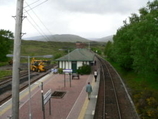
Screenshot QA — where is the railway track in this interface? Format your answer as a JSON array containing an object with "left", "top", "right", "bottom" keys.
[
  {"left": 0, "top": 64, "right": 55, "bottom": 105},
  {"left": 94, "top": 55, "right": 139, "bottom": 119}
]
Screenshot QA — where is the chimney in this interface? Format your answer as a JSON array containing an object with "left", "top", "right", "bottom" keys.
[{"left": 75, "top": 42, "right": 85, "bottom": 48}]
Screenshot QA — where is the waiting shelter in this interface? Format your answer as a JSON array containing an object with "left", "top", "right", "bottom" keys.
[{"left": 56, "top": 48, "right": 95, "bottom": 73}]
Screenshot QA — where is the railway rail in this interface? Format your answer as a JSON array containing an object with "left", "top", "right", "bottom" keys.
[
  {"left": 0, "top": 64, "right": 54, "bottom": 105},
  {"left": 0, "top": 56, "right": 140, "bottom": 118},
  {"left": 94, "top": 55, "right": 139, "bottom": 119}
]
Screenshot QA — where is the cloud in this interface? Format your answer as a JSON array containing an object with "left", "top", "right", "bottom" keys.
[
  {"left": 0, "top": 0, "right": 154, "bottom": 39},
  {"left": 0, "top": 1, "right": 16, "bottom": 32},
  {"left": 0, "top": 1, "right": 15, "bottom": 6},
  {"left": 51, "top": 0, "right": 149, "bottom": 14}
]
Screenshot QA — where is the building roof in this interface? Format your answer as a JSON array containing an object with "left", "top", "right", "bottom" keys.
[{"left": 56, "top": 48, "right": 95, "bottom": 61}]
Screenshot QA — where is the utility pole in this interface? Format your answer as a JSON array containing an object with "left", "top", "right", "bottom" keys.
[{"left": 12, "top": 0, "right": 24, "bottom": 119}]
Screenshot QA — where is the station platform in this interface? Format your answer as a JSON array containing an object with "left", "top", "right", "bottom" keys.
[{"left": 0, "top": 70, "right": 100, "bottom": 119}]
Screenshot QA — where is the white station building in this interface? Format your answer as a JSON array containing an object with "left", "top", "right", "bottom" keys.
[{"left": 56, "top": 43, "right": 95, "bottom": 73}]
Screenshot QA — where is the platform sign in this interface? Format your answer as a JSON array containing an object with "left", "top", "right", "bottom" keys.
[
  {"left": 51, "top": 68, "right": 58, "bottom": 73},
  {"left": 63, "top": 69, "right": 72, "bottom": 87},
  {"left": 43, "top": 89, "right": 52, "bottom": 104},
  {"left": 63, "top": 69, "right": 73, "bottom": 73},
  {"left": 42, "top": 89, "right": 52, "bottom": 118}
]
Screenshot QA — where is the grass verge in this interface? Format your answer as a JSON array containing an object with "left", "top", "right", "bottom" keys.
[
  {"left": 0, "top": 70, "right": 12, "bottom": 81},
  {"left": 109, "top": 61, "right": 158, "bottom": 119}
]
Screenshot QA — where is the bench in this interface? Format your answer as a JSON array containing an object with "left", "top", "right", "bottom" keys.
[{"left": 72, "top": 73, "right": 80, "bottom": 79}]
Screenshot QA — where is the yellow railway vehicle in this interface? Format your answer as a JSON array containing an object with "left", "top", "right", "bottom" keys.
[{"left": 30, "top": 58, "right": 49, "bottom": 72}]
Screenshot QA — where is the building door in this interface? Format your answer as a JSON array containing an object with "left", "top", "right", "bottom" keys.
[{"left": 72, "top": 61, "right": 77, "bottom": 73}]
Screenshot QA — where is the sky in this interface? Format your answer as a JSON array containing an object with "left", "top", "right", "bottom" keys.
[{"left": 0, "top": 0, "right": 154, "bottom": 39}]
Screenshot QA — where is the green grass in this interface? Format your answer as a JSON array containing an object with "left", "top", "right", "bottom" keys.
[
  {"left": 109, "top": 60, "right": 158, "bottom": 91},
  {"left": 1, "top": 40, "right": 105, "bottom": 79},
  {"left": 0, "top": 70, "right": 12, "bottom": 81},
  {"left": 0, "top": 62, "right": 8, "bottom": 67},
  {"left": 21, "top": 40, "right": 105, "bottom": 56},
  {"left": 108, "top": 60, "right": 158, "bottom": 118},
  {"left": 21, "top": 41, "right": 75, "bottom": 56}
]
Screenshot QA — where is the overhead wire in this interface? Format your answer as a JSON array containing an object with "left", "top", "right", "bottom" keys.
[
  {"left": 24, "top": 0, "right": 40, "bottom": 8},
  {"left": 24, "top": 0, "right": 41, "bottom": 8},
  {"left": 25, "top": 14, "right": 47, "bottom": 40},
  {"left": 24, "top": 0, "right": 52, "bottom": 41},
  {"left": 28, "top": 5, "right": 54, "bottom": 36},
  {"left": 24, "top": 9, "right": 51, "bottom": 41},
  {"left": 24, "top": 0, "right": 48, "bottom": 13}
]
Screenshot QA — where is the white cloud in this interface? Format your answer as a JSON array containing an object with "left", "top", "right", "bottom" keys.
[
  {"left": 52, "top": 0, "right": 150, "bottom": 14},
  {"left": 0, "top": 0, "right": 154, "bottom": 39}
]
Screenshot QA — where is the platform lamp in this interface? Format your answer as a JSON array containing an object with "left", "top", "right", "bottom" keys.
[{"left": 6, "top": 54, "right": 52, "bottom": 119}]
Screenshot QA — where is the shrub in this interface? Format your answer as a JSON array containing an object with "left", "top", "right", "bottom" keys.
[
  {"left": 77, "top": 65, "right": 91, "bottom": 74},
  {"left": 58, "top": 68, "right": 63, "bottom": 74}
]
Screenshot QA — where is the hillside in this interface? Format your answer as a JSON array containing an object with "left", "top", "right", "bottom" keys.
[
  {"left": 24, "top": 34, "right": 91, "bottom": 42},
  {"left": 20, "top": 40, "right": 105, "bottom": 60},
  {"left": 21, "top": 40, "right": 76, "bottom": 58},
  {"left": 24, "top": 34, "right": 114, "bottom": 42},
  {"left": 96, "top": 35, "right": 113, "bottom": 42}
]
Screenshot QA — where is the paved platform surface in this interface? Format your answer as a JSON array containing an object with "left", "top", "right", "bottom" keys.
[{"left": 0, "top": 67, "right": 100, "bottom": 119}]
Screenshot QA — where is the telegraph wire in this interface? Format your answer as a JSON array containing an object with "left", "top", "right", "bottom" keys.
[
  {"left": 25, "top": 15, "right": 45, "bottom": 38},
  {"left": 25, "top": 12, "right": 50, "bottom": 41},
  {"left": 24, "top": 1, "right": 52, "bottom": 41},
  {"left": 24, "top": 0, "right": 41, "bottom": 8},
  {"left": 24, "top": 9, "right": 51, "bottom": 41},
  {"left": 25, "top": 1, "right": 53, "bottom": 36},
  {"left": 32, "top": 11, "right": 54, "bottom": 36},
  {"left": 24, "top": 0, "right": 48, "bottom": 13}
]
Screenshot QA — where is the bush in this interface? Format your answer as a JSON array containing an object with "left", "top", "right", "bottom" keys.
[
  {"left": 58, "top": 68, "right": 63, "bottom": 74},
  {"left": 77, "top": 65, "right": 91, "bottom": 74}
]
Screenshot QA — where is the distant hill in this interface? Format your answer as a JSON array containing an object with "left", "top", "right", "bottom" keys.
[
  {"left": 20, "top": 39, "right": 105, "bottom": 58},
  {"left": 94, "top": 35, "right": 113, "bottom": 42},
  {"left": 23, "top": 34, "right": 91, "bottom": 42}
]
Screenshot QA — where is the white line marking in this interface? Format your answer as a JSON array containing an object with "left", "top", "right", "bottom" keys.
[
  {"left": 92, "top": 110, "right": 95, "bottom": 115},
  {"left": 66, "top": 75, "right": 92, "bottom": 119}
]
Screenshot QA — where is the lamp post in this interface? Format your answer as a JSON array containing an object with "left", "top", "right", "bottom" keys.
[
  {"left": 28, "top": 56, "right": 32, "bottom": 119},
  {"left": 6, "top": 54, "right": 52, "bottom": 119}
]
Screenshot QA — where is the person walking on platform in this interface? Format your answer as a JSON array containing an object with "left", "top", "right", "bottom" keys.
[
  {"left": 86, "top": 82, "right": 92, "bottom": 100},
  {"left": 94, "top": 70, "right": 98, "bottom": 82}
]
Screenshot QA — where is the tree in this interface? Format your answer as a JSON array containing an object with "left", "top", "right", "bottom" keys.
[
  {"left": 0, "top": 29, "right": 14, "bottom": 62},
  {"left": 131, "top": 0, "right": 158, "bottom": 74},
  {"left": 109, "top": 0, "right": 158, "bottom": 74},
  {"left": 111, "top": 22, "right": 135, "bottom": 71},
  {"left": 109, "top": 1, "right": 158, "bottom": 118},
  {"left": 104, "top": 41, "right": 113, "bottom": 58}
]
